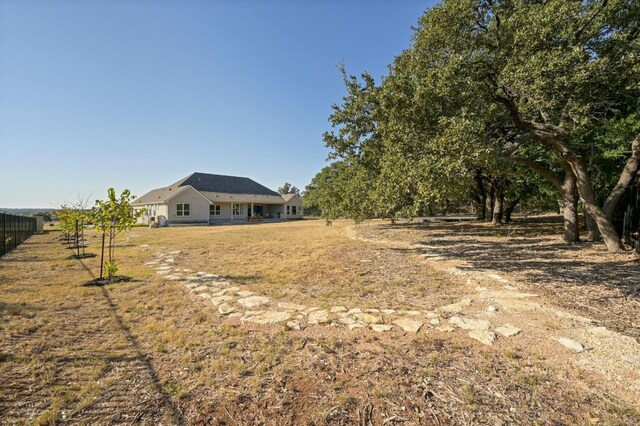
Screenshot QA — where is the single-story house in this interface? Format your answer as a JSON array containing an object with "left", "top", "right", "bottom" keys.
[{"left": 132, "top": 172, "right": 304, "bottom": 226}]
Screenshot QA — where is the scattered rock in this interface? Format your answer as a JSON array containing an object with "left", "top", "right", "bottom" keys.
[
  {"left": 429, "top": 318, "right": 440, "bottom": 326},
  {"left": 364, "top": 308, "right": 380, "bottom": 313},
  {"left": 448, "top": 316, "right": 491, "bottom": 330},
  {"left": 192, "top": 285, "right": 210, "bottom": 293},
  {"left": 348, "top": 323, "right": 366, "bottom": 330},
  {"left": 218, "top": 303, "right": 236, "bottom": 315},
  {"left": 353, "top": 313, "right": 382, "bottom": 324},
  {"left": 436, "top": 324, "right": 456, "bottom": 333},
  {"left": 308, "top": 310, "right": 330, "bottom": 324},
  {"left": 557, "top": 337, "right": 585, "bottom": 353},
  {"left": 236, "top": 290, "right": 254, "bottom": 298},
  {"left": 169, "top": 250, "right": 182, "bottom": 254},
  {"left": 286, "top": 320, "right": 301, "bottom": 330},
  {"left": 245, "top": 311, "right": 291, "bottom": 325},
  {"left": 371, "top": 324, "right": 393, "bottom": 332},
  {"left": 496, "top": 299, "right": 542, "bottom": 312},
  {"left": 197, "top": 293, "right": 212, "bottom": 299},
  {"left": 330, "top": 306, "right": 347, "bottom": 313},
  {"left": 393, "top": 318, "right": 423, "bottom": 333},
  {"left": 487, "top": 305, "right": 498, "bottom": 313},
  {"left": 238, "top": 295, "right": 270, "bottom": 308},
  {"left": 439, "top": 299, "right": 472, "bottom": 313},
  {"left": 381, "top": 309, "right": 396, "bottom": 314},
  {"left": 339, "top": 317, "right": 356, "bottom": 325},
  {"left": 211, "top": 295, "right": 234, "bottom": 305},
  {"left": 346, "top": 308, "right": 362, "bottom": 315},
  {"left": 587, "top": 326, "right": 615, "bottom": 338},
  {"left": 495, "top": 324, "right": 522, "bottom": 337},
  {"left": 469, "top": 330, "right": 497, "bottom": 345}
]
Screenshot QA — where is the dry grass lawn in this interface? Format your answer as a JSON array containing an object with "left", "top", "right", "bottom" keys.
[{"left": 1, "top": 218, "right": 639, "bottom": 425}]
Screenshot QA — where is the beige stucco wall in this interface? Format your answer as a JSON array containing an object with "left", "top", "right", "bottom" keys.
[
  {"left": 209, "top": 202, "right": 232, "bottom": 221},
  {"left": 167, "top": 188, "right": 210, "bottom": 223},
  {"left": 284, "top": 196, "right": 304, "bottom": 218}
]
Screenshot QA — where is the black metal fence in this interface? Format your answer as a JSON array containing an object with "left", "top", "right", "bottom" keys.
[
  {"left": 614, "top": 184, "right": 640, "bottom": 251},
  {"left": 1, "top": 213, "right": 38, "bottom": 257}
]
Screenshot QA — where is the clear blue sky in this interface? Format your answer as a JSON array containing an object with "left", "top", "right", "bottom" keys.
[{"left": 1, "top": 0, "right": 435, "bottom": 208}]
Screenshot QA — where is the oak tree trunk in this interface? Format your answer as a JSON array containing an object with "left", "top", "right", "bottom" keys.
[{"left": 561, "top": 167, "right": 579, "bottom": 243}]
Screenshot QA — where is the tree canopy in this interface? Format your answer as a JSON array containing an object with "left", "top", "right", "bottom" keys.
[{"left": 308, "top": 0, "right": 640, "bottom": 252}]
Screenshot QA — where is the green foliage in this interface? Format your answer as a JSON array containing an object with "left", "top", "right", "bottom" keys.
[
  {"left": 104, "top": 260, "right": 119, "bottom": 280},
  {"left": 92, "top": 188, "right": 144, "bottom": 280},
  {"left": 315, "top": 0, "right": 640, "bottom": 230},
  {"left": 277, "top": 182, "right": 300, "bottom": 195}
]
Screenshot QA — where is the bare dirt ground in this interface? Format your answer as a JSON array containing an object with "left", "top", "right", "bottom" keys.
[{"left": 1, "top": 218, "right": 639, "bottom": 425}]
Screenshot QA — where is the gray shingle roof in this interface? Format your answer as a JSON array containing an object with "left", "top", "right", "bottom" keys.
[
  {"left": 175, "top": 172, "right": 280, "bottom": 196},
  {"left": 133, "top": 172, "right": 282, "bottom": 205}
]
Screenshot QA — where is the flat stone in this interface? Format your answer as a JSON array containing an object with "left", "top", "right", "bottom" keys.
[
  {"left": 495, "top": 324, "right": 522, "bottom": 337},
  {"left": 381, "top": 309, "right": 396, "bottom": 314},
  {"left": 236, "top": 290, "right": 254, "bottom": 298},
  {"left": 330, "top": 306, "right": 347, "bottom": 313},
  {"left": 139, "top": 244, "right": 149, "bottom": 247},
  {"left": 164, "top": 275, "right": 183, "bottom": 281},
  {"left": 228, "top": 312, "right": 241, "bottom": 318},
  {"left": 218, "top": 303, "right": 236, "bottom": 315},
  {"left": 393, "top": 318, "right": 423, "bottom": 333},
  {"left": 370, "top": 324, "right": 393, "bottom": 332},
  {"left": 348, "top": 323, "right": 366, "bottom": 330},
  {"left": 278, "top": 302, "right": 307, "bottom": 311},
  {"left": 144, "top": 261, "right": 158, "bottom": 266},
  {"left": 469, "top": 330, "right": 497, "bottom": 345},
  {"left": 169, "top": 250, "right": 182, "bottom": 254},
  {"left": 436, "top": 324, "right": 456, "bottom": 333},
  {"left": 448, "top": 316, "right": 491, "bottom": 330},
  {"left": 304, "top": 307, "right": 321, "bottom": 313},
  {"left": 346, "top": 308, "right": 362, "bottom": 315},
  {"left": 364, "top": 308, "right": 380, "bottom": 313},
  {"left": 353, "top": 313, "right": 382, "bottom": 324},
  {"left": 182, "top": 268, "right": 193, "bottom": 272},
  {"left": 487, "top": 305, "right": 498, "bottom": 313},
  {"left": 156, "top": 266, "right": 172, "bottom": 270},
  {"left": 286, "top": 320, "right": 301, "bottom": 330},
  {"left": 238, "top": 296, "right": 270, "bottom": 308},
  {"left": 308, "top": 310, "right": 330, "bottom": 324},
  {"left": 429, "top": 318, "right": 440, "bottom": 326},
  {"left": 245, "top": 311, "right": 291, "bottom": 325},
  {"left": 205, "top": 273, "right": 218, "bottom": 278},
  {"left": 557, "top": 337, "right": 585, "bottom": 353},
  {"left": 496, "top": 299, "right": 541, "bottom": 312},
  {"left": 197, "top": 293, "right": 212, "bottom": 299},
  {"left": 439, "top": 299, "right": 472, "bottom": 313},
  {"left": 338, "top": 317, "right": 356, "bottom": 326},
  {"left": 404, "top": 310, "right": 421, "bottom": 316},
  {"left": 164, "top": 257, "right": 175, "bottom": 263},
  {"left": 211, "top": 295, "right": 234, "bottom": 305},
  {"left": 192, "top": 285, "right": 210, "bottom": 293},
  {"left": 196, "top": 271, "right": 206, "bottom": 276}
]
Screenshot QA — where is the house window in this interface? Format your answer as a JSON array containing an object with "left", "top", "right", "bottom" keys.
[
  {"left": 176, "top": 203, "right": 190, "bottom": 216},
  {"left": 210, "top": 204, "right": 221, "bottom": 216},
  {"left": 232, "top": 203, "right": 243, "bottom": 216},
  {"left": 286, "top": 205, "right": 290, "bottom": 215},
  {"left": 292, "top": 206, "right": 297, "bottom": 215}
]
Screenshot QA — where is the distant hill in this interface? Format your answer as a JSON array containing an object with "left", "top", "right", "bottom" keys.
[{"left": 0, "top": 208, "right": 55, "bottom": 217}]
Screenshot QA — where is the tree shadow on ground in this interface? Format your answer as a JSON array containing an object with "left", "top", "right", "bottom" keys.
[{"left": 374, "top": 216, "right": 640, "bottom": 339}]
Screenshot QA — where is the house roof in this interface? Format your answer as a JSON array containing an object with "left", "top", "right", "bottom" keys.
[
  {"left": 133, "top": 172, "right": 283, "bottom": 205},
  {"left": 173, "top": 172, "right": 281, "bottom": 197},
  {"left": 281, "top": 193, "right": 301, "bottom": 202}
]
